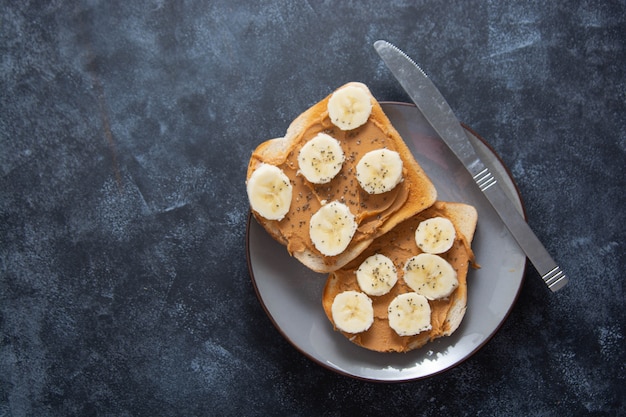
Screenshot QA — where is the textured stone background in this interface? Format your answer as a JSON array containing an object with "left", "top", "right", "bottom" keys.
[{"left": 1, "top": 1, "right": 624, "bottom": 416}]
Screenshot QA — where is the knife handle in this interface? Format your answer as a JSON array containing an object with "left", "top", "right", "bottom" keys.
[{"left": 476, "top": 168, "right": 568, "bottom": 291}]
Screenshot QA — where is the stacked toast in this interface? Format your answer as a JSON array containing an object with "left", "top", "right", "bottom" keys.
[{"left": 246, "top": 82, "right": 477, "bottom": 352}]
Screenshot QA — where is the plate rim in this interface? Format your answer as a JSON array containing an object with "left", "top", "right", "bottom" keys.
[{"left": 245, "top": 101, "right": 527, "bottom": 382}]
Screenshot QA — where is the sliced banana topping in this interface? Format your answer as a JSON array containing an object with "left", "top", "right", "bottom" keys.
[
  {"left": 309, "top": 201, "right": 357, "bottom": 256},
  {"left": 297, "top": 133, "right": 345, "bottom": 184},
  {"left": 403, "top": 253, "right": 458, "bottom": 300},
  {"left": 356, "top": 148, "right": 403, "bottom": 194},
  {"left": 388, "top": 292, "right": 432, "bottom": 336},
  {"left": 415, "top": 216, "right": 456, "bottom": 254},
  {"left": 246, "top": 163, "right": 293, "bottom": 221},
  {"left": 327, "top": 85, "right": 372, "bottom": 131},
  {"left": 356, "top": 253, "right": 398, "bottom": 296},
  {"left": 331, "top": 290, "right": 374, "bottom": 334}
]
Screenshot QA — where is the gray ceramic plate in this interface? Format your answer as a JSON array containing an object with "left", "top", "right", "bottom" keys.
[{"left": 246, "top": 102, "right": 526, "bottom": 382}]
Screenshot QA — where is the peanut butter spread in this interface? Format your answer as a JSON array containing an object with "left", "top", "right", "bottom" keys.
[
  {"left": 249, "top": 105, "right": 426, "bottom": 265},
  {"left": 324, "top": 205, "right": 475, "bottom": 352}
]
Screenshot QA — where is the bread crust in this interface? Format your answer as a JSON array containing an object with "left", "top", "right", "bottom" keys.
[
  {"left": 247, "top": 82, "right": 437, "bottom": 273},
  {"left": 322, "top": 201, "right": 478, "bottom": 352}
]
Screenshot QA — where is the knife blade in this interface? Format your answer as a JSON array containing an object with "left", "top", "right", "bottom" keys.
[{"left": 374, "top": 40, "right": 568, "bottom": 292}]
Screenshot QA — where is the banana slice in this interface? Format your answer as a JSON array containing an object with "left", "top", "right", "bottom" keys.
[
  {"left": 309, "top": 201, "right": 357, "bottom": 256},
  {"left": 403, "top": 253, "right": 458, "bottom": 300},
  {"left": 327, "top": 85, "right": 373, "bottom": 131},
  {"left": 356, "top": 253, "right": 398, "bottom": 296},
  {"left": 331, "top": 290, "right": 374, "bottom": 334},
  {"left": 246, "top": 163, "right": 293, "bottom": 221},
  {"left": 355, "top": 148, "right": 403, "bottom": 194},
  {"left": 415, "top": 216, "right": 456, "bottom": 254},
  {"left": 297, "top": 133, "right": 345, "bottom": 184},
  {"left": 388, "top": 292, "right": 432, "bottom": 336}
]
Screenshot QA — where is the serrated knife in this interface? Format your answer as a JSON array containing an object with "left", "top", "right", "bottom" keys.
[{"left": 374, "top": 40, "right": 568, "bottom": 292}]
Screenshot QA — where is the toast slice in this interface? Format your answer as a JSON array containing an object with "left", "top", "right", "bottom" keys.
[
  {"left": 246, "top": 82, "right": 437, "bottom": 273},
  {"left": 322, "top": 201, "right": 478, "bottom": 352}
]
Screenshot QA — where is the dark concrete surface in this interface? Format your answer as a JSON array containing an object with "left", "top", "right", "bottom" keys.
[{"left": 1, "top": 1, "right": 624, "bottom": 416}]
